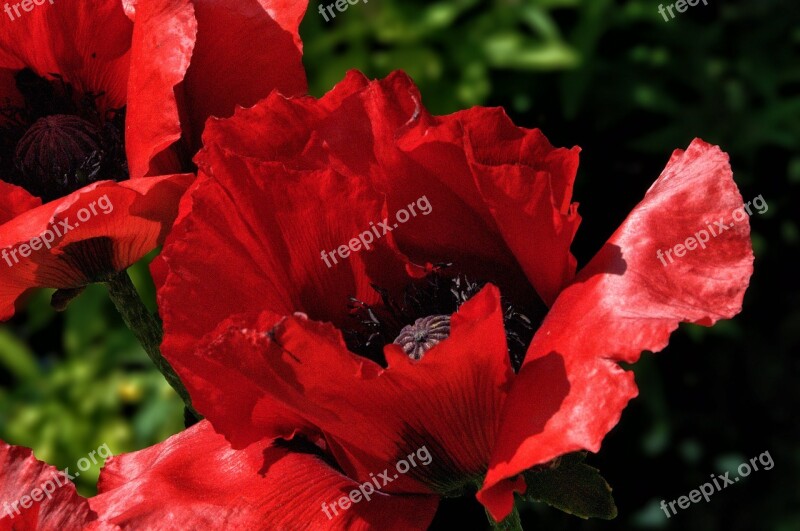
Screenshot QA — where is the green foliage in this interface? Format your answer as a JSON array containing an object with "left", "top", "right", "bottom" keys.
[
  {"left": 523, "top": 453, "right": 617, "bottom": 520},
  {"left": 301, "top": 0, "right": 581, "bottom": 112},
  {"left": 0, "top": 260, "right": 184, "bottom": 495}
]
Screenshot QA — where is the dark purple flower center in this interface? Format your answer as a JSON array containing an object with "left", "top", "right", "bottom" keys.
[
  {"left": 393, "top": 314, "right": 451, "bottom": 360},
  {"left": 0, "top": 69, "right": 127, "bottom": 202},
  {"left": 15, "top": 114, "right": 102, "bottom": 192},
  {"left": 346, "top": 266, "right": 545, "bottom": 371}
]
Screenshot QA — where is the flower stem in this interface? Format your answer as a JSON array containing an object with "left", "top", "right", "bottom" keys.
[
  {"left": 487, "top": 504, "right": 523, "bottom": 531},
  {"left": 105, "top": 270, "right": 200, "bottom": 419}
]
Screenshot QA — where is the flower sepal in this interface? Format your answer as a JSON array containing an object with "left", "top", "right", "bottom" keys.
[{"left": 522, "top": 452, "right": 617, "bottom": 520}]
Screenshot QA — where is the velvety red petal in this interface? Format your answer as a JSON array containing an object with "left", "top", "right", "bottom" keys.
[
  {"left": 91, "top": 420, "right": 437, "bottom": 530},
  {"left": 0, "top": 173, "right": 192, "bottom": 320},
  {"left": 0, "top": 0, "right": 131, "bottom": 109},
  {"left": 170, "top": 309, "right": 325, "bottom": 448},
  {"left": 123, "top": 0, "right": 197, "bottom": 179},
  {"left": 456, "top": 108, "right": 581, "bottom": 305},
  {"left": 198, "top": 70, "right": 579, "bottom": 306},
  {"left": 181, "top": 285, "right": 513, "bottom": 498},
  {"left": 0, "top": 440, "right": 117, "bottom": 531},
  {"left": 0, "top": 181, "right": 41, "bottom": 225},
  {"left": 479, "top": 139, "right": 754, "bottom": 520},
  {"left": 180, "top": 0, "right": 308, "bottom": 149},
  {"left": 125, "top": 0, "right": 308, "bottom": 179},
  {"left": 157, "top": 151, "right": 417, "bottom": 396}
]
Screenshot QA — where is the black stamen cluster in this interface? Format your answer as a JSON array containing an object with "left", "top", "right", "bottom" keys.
[{"left": 344, "top": 265, "right": 542, "bottom": 371}]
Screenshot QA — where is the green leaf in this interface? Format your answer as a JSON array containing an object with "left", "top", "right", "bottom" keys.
[
  {"left": 523, "top": 453, "right": 618, "bottom": 520},
  {"left": 0, "top": 327, "right": 39, "bottom": 380}
]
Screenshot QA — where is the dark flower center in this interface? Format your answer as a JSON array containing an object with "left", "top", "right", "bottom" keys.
[
  {"left": 0, "top": 69, "right": 128, "bottom": 202},
  {"left": 346, "top": 265, "right": 546, "bottom": 371},
  {"left": 393, "top": 314, "right": 451, "bottom": 360},
  {"left": 15, "top": 114, "right": 102, "bottom": 193}
]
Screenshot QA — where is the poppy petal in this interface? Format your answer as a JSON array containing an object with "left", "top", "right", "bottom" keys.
[
  {"left": 0, "top": 0, "right": 132, "bottom": 109},
  {"left": 456, "top": 108, "right": 581, "bottom": 305},
  {"left": 196, "top": 70, "right": 579, "bottom": 306},
  {"left": 0, "top": 181, "right": 41, "bottom": 225},
  {"left": 91, "top": 420, "right": 437, "bottom": 531},
  {"left": 479, "top": 139, "right": 754, "bottom": 520},
  {"left": 157, "top": 151, "right": 417, "bottom": 389},
  {"left": 181, "top": 285, "right": 513, "bottom": 497},
  {"left": 124, "top": 0, "right": 308, "bottom": 178},
  {"left": 123, "top": 0, "right": 197, "bottom": 178},
  {"left": 0, "top": 440, "right": 116, "bottom": 530},
  {"left": 0, "top": 173, "right": 192, "bottom": 320}
]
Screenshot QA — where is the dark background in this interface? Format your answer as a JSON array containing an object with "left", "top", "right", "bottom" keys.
[{"left": 1, "top": 0, "right": 798, "bottom": 529}]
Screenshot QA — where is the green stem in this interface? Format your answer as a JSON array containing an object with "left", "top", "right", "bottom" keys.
[
  {"left": 105, "top": 270, "right": 200, "bottom": 419},
  {"left": 488, "top": 504, "right": 523, "bottom": 531}
]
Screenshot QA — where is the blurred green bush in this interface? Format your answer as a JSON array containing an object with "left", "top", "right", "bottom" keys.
[{"left": 0, "top": 259, "right": 184, "bottom": 495}]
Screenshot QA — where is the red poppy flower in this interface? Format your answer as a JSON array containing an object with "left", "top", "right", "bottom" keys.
[
  {"left": 153, "top": 71, "right": 753, "bottom": 524},
  {"left": 0, "top": 440, "right": 117, "bottom": 530},
  {"left": 0, "top": 0, "right": 308, "bottom": 319}
]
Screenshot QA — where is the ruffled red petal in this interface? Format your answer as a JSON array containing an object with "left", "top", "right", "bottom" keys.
[
  {"left": 0, "top": 181, "right": 41, "bottom": 225},
  {"left": 176, "top": 285, "right": 513, "bottom": 498},
  {"left": 0, "top": 440, "right": 117, "bottom": 531},
  {"left": 123, "top": 0, "right": 197, "bottom": 178},
  {"left": 91, "top": 420, "right": 437, "bottom": 530},
  {"left": 0, "top": 173, "right": 192, "bottom": 320},
  {"left": 124, "top": 0, "right": 308, "bottom": 178},
  {"left": 454, "top": 108, "right": 581, "bottom": 305},
  {"left": 157, "top": 154, "right": 417, "bottom": 391},
  {"left": 0, "top": 0, "right": 132, "bottom": 109},
  {"left": 197, "top": 70, "right": 579, "bottom": 306},
  {"left": 479, "top": 139, "right": 754, "bottom": 520}
]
